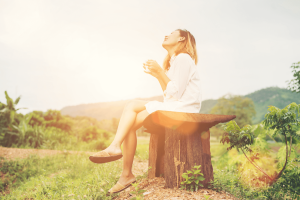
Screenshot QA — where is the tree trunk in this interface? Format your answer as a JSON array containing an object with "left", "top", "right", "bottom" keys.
[
  {"left": 144, "top": 111, "right": 235, "bottom": 189},
  {"left": 164, "top": 127, "right": 213, "bottom": 188},
  {"left": 148, "top": 132, "right": 165, "bottom": 178}
]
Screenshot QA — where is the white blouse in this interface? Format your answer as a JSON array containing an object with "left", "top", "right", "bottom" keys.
[{"left": 145, "top": 53, "right": 202, "bottom": 114}]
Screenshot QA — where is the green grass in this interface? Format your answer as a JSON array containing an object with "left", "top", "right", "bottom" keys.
[
  {"left": 0, "top": 153, "right": 125, "bottom": 199},
  {"left": 135, "top": 137, "right": 150, "bottom": 161},
  {"left": 1, "top": 136, "right": 298, "bottom": 199},
  {"left": 0, "top": 137, "right": 150, "bottom": 199}
]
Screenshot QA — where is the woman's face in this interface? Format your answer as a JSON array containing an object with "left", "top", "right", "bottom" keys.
[{"left": 162, "top": 30, "right": 184, "bottom": 48}]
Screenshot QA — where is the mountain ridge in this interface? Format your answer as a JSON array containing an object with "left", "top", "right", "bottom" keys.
[{"left": 61, "top": 87, "right": 300, "bottom": 124}]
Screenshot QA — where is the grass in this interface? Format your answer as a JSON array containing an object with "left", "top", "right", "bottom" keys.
[
  {"left": 1, "top": 153, "right": 128, "bottom": 199},
  {"left": 0, "top": 153, "right": 125, "bottom": 199},
  {"left": 0, "top": 137, "right": 150, "bottom": 199},
  {"left": 1, "top": 136, "right": 299, "bottom": 199},
  {"left": 134, "top": 137, "right": 150, "bottom": 161}
]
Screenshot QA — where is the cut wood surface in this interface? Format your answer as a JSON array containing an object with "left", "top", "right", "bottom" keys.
[
  {"left": 143, "top": 110, "right": 236, "bottom": 189},
  {"left": 143, "top": 110, "right": 236, "bottom": 135}
]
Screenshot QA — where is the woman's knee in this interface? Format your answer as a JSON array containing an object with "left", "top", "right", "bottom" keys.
[
  {"left": 124, "top": 100, "right": 147, "bottom": 113},
  {"left": 131, "top": 109, "right": 149, "bottom": 131},
  {"left": 124, "top": 100, "right": 137, "bottom": 111}
]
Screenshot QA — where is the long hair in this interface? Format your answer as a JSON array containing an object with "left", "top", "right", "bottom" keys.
[{"left": 163, "top": 29, "right": 198, "bottom": 72}]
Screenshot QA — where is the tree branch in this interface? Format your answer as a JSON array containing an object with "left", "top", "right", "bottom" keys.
[
  {"left": 289, "top": 135, "right": 292, "bottom": 157},
  {"left": 273, "top": 133, "right": 289, "bottom": 183},
  {"left": 241, "top": 148, "right": 272, "bottom": 181}
]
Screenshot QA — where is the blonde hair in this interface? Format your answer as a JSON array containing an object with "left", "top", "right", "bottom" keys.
[{"left": 163, "top": 29, "right": 198, "bottom": 72}]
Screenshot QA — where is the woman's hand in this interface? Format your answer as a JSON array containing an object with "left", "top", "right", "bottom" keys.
[{"left": 143, "top": 60, "right": 163, "bottom": 78}]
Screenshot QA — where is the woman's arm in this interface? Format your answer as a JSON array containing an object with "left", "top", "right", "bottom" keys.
[
  {"left": 156, "top": 71, "right": 170, "bottom": 92},
  {"left": 144, "top": 54, "right": 193, "bottom": 100},
  {"left": 158, "top": 54, "right": 193, "bottom": 101}
]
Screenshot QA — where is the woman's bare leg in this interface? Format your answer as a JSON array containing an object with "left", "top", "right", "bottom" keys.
[
  {"left": 118, "top": 109, "right": 150, "bottom": 186},
  {"left": 106, "top": 108, "right": 150, "bottom": 189},
  {"left": 117, "top": 129, "right": 137, "bottom": 184},
  {"left": 104, "top": 100, "right": 149, "bottom": 155}
]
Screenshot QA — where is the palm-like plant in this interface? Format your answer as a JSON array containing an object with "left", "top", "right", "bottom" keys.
[
  {"left": 0, "top": 91, "right": 26, "bottom": 146},
  {"left": 0, "top": 91, "right": 26, "bottom": 126}
]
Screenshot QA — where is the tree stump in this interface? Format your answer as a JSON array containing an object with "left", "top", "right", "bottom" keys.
[{"left": 143, "top": 111, "right": 236, "bottom": 188}]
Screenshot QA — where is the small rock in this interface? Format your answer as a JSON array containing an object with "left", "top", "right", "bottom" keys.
[{"left": 143, "top": 191, "right": 152, "bottom": 196}]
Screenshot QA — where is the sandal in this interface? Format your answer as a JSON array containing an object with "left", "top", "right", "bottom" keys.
[
  {"left": 108, "top": 178, "right": 136, "bottom": 194},
  {"left": 89, "top": 150, "right": 123, "bottom": 164}
]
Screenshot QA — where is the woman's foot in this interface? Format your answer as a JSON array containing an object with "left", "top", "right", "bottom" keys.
[
  {"left": 118, "top": 173, "right": 136, "bottom": 186},
  {"left": 103, "top": 144, "right": 122, "bottom": 156},
  {"left": 89, "top": 144, "right": 123, "bottom": 164},
  {"left": 108, "top": 173, "right": 136, "bottom": 194}
]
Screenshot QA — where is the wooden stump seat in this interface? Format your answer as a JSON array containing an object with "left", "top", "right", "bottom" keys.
[{"left": 142, "top": 110, "right": 236, "bottom": 188}]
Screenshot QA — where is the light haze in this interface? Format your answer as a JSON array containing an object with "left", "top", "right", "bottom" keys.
[{"left": 1, "top": 0, "right": 300, "bottom": 114}]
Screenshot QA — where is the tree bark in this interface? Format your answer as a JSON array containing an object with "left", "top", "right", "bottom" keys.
[{"left": 164, "top": 127, "right": 213, "bottom": 188}]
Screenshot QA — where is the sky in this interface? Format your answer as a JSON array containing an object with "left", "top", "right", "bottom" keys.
[{"left": 1, "top": 0, "right": 300, "bottom": 114}]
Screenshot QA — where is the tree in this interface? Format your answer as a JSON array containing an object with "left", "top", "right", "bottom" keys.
[
  {"left": 286, "top": 61, "right": 300, "bottom": 93},
  {"left": 221, "top": 102, "right": 300, "bottom": 185},
  {"left": 210, "top": 94, "right": 256, "bottom": 127},
  {"left": 263, "top": 102, "right": 300, "bottom": 183}
]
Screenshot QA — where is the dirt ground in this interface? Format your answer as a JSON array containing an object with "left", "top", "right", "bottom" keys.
[{"left": 0, "top": 147, "right": 238, "bottom": 200}]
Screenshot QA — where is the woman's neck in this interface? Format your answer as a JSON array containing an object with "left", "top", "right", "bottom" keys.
[{"left": 166, "top": 45, "right": 178, "bottom": 58}]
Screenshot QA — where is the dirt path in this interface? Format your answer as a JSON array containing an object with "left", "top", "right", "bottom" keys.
[{"left": 0, "top": 147, "right": 237, "bottom": 200}]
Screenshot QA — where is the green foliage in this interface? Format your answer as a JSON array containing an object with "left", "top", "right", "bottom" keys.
[
  {"left": 210, "top": 94, "right": 256, "bottom": 127},
  {"left": 220, "top": 120, "right": 254, "bottom": 152},
  {"left": 130, "top": 182, "right": 146, "bottom": 200},
  {"left": 287, "top": 61, "right": 300, "bottom": 93},
  {"left": 263, "top": 102, "right": 300, "bottom": 180},
  {"left": 211, "top": 164, "right": 300, "bottom": 200},
  {"left": 263, "top": 102, "right": 300, "bottom": 140},
  {"left": 180, "top": 164, "right": 205, "bottom": 191},
  {"left": 0, "top": 91, "right": 26, "bottom": 146},
  {"left": 274, "top": 156, "right": 300, "bottom": 196},
  {"left": 80, "top": 126, "right": 110, "bottom": 142},
  {"left": 0, "top": 94, "right": 114, "bottom": 150}
]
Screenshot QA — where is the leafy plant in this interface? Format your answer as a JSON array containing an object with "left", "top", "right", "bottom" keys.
[
  {"left": 180, "top": 164, "right": 205, "bottom": 191},
  {"left": 220, "top": 121, "right": 274, "bottom": 182},
  {"left": 263, "top": 102, "right": 300, "bottom": 183},
  {"left": 221, "top": 102, "right": 300, "bottom": 186},
  {"left": 130, "top": 182, "right": 146, "bottom": 200},
  {"left": 0, "top": 91, "right": 26, "bottom": 146},
  {"left": 286, "top": 61, "right": 300, "bottom": 93}
]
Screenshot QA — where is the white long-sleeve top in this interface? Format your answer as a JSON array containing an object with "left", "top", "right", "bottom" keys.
[{"left": 145, "top": 53, "right": 202, "bottom": 114}]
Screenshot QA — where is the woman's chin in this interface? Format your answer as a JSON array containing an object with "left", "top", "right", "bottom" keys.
[{"left": 162, "top": 42, "right": 169, "bottom": 48}]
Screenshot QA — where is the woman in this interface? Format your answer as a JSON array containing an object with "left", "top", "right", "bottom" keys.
[{"left": 89, "top": 29, "right": 202, "bottom": 194}]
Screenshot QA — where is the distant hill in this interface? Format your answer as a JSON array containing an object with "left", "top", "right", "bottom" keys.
[
  {"left": 61, "top": 87, "right": 300, "bottom": 124},
  {"left": 61, "top": 96, "right": 163, "bottom": 121},
  {"left": 245, "top": 87, "right": 300, "bottom": 124},
  {"left": 198, "top": 87, "right": 300, "bottom": 124}
]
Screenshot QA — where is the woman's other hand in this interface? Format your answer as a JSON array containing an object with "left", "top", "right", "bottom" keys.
[{"left": 143, "top": 60, "right": 163, "bottom": 78}]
